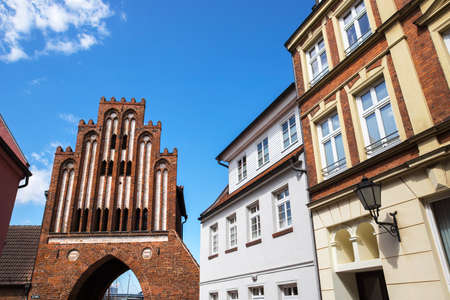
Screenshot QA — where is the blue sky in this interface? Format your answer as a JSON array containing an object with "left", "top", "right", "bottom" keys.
[{"left": 2, "top": 0, "right": 313, "bottom": 293}]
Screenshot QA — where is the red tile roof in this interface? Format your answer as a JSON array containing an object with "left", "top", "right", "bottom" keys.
[
  {"left": 200, "top": 146, "right": 303, "bottom": 221},
  {"left": 0, "top": 226, "right": 41, "bottom": 285}
]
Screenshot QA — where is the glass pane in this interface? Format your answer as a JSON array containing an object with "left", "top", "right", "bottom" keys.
[
  {"left": 278, "top": 204, "right": 286, "bottom": 228},
  {"left": 361, "top": 90, "right": 373, "bottom": 111},
  {"left": 286, "top": 201, "right": 292, "bottom": 226},
  {"left": 356, "top": 1, "right": 365, "bottom": 14},
  {"left": 334, "top": 134, "right": 345, "bottom": 160},
  {"left": 283, "top": 130, "right": 290, "bottom": 148},
  {"left": 318, "top": 39, "right": 325, "bottom": 50},
  {"left": 311, "top": 59, "right": 319, "bottom": 77},
  {"left": 309, "top": 47, "right": 316, "bottom": 58},
  {"left": 375, "top": 81, "right": 388, "bottom": 101},
  {"left": 358, "top": 13, "right": 370, "bottom": 36},
  {"left": 331, "top": 114, "right": 340, "bottom": 130},
  {"left": 320, "top": 52, "right": 328, "bottom": 70},
  {"left": 324, "top": 140, "right": 334, "bottom": 166},
  {"left": 432, "top": 199, "right": 450, "bottom": 266},
  {"left": 321, "top": 120, "right": 330, "bottom": 137},
  {"left": 343, "top": 11, "right": 353, "bottom": 25},
  {"left": 282, "top": 121, "right": 288, "bottom": 133},
  {"left": 346, "top": 24, "right": 358, "bottom": 46},
  {"left": 380, "top": 104, "right": 397, "bottom": 136},
  {"left": 365, "top": 113, "right": 381, "bottom": 144}
]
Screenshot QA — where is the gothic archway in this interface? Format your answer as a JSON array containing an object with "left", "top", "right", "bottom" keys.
[{"left": 69, "top": 255, "right": 140, "bottom": 300}]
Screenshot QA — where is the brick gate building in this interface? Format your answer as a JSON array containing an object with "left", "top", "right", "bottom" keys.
[{"left": 28, "top": 98, "right": 199, "bottom": 300}]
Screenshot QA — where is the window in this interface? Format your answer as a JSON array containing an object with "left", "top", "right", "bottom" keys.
[
  {"left": 237, "top": 156, "right": 247, "bottom": 182},
  {"left": 318, "top": 113, "right": 346, "bottom": 177},
  {"left": 227, "top": 215, "right": 238, "bottom": 248},
  {"left": 228, "top": 290, "right": 239, "bottom": 300},
  {"left": 341, "top": 1, "right": 371, "bottom": 55},
  {"left": 248, "top": 202, "right": 261, "bottom": 241},
  {"left": 444, "top": 29, "right": 450, "bottom": 53},
  {"left": 276, "top": 187, "right": 292, "bottom": 230},
  {"left": 257, "top": 137, "right": 269, "bottom": 167},
  {"left": 307, "top": 38, "right": 329, "bottom": 85},
  {"left": 210, "top": 224, "right": 219, "bottom": 255},
  {"left": 282, "top": 115, "right": 298, "bottom": 149},
  {"left": 429, "top": 199, "right": 450, "bottom": 286},
  {"left": 280, "top": 284, "right": 299, "bottom": 300},
  {"left": 250, "top": 286, "right": 264, "bottom": 300},
  {"left": 210, "top": 293, "right": 218, "bottom": 300},
  {"left": 357, "top": 80, "right": 399, "bottom": 156}
]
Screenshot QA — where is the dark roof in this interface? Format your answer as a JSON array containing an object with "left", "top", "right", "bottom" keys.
[
  {"left": 216, "top": 83, "right": 296, "bottom": 162},
  {"left": 0, "top": 226, "right": 41, "bottom": 285},
  {"left": 0, "top": 114, "right": 29, "bottom": 169},
  {"left": 176, "top": 185, "right": 187, "bottom": 219}
]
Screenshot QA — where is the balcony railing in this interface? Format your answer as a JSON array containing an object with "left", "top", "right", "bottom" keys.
[
  {"left": 345, "top": 31, "right": 372, "bottom": 56},
  {"left": 365, "top": 131, "right": 400, "bottom": 156},
  {"left": 310, "top": 67, "right": 329, "bottom": 86},
  {"left": 322, "top": 157, "right": 347, "bottom": 178}
]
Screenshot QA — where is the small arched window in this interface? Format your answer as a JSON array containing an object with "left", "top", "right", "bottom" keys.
[
  {"left": 122, "top": 135, "right": 128, "bottom": 150},
  {"left": 142, "top": 208, "right": 148, "bottom": 231},
  {"left": 110, "top": 134, "right": 117, "bottom": 149},
  {"left": 100, "top": 160, "right": 107, "bottom": 176},
  {"left": 119, "top": 161, "right": 125, "bottom": 176},
  {"left": 134, "top": 208, "right": 141, "bottom": 231},
  {"left": 94, "top": 208, "right": 101, "bottom": 231},
  {"left": 107, "top": 160, "right": 114, "bottom": 176},
  {"left": 81, "top": 209, "right": 89, "bottom": 232},
  {"left": 126, "top": 161, "right": 132, "bottom": 176},
  {"left": 73, "top": 208, "right": 81, "bottom": 232},
  {"left": 122, "top": 208, "right": 128, "bottom": 231},
  {"left": 102, "top": 208, "right": 109, "bottom": 231},
  {"left": 114, "top": 209, "right": 121, "bottom": 231}
]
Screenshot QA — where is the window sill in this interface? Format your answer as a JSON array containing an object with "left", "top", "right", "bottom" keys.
[
  {"left": 208, "top": 254, "right": 219, "bottom": 260},
  {"left": 246, "top": 238, "right": 262, "bottom": 248},
  {"left": 256, "top": 161, "right": 270, "bottom": 171},
  {"left": 237, "top": 177, "right": 247, "bottom": 185},
  {"left": 281, "top": 140, "right": 299, "bottom": 154},
  {"left": 272, "top": 227, "right": 293, "bottom": 238},
  {"left": 225, "top": 247, "right": 238, "bottom": 254}
]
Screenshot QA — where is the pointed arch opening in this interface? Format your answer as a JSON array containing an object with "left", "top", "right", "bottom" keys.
[{"left": 68, "top": 256, "right": 143, "bottom": 300}]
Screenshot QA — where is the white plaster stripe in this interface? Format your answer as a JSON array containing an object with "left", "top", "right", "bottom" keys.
[
  {"left": 143, "top": 142, "right": 151, "bottom": 208},
  {"left": 103, "top": 118, "right": 112, "bottom": 160},
  {"left": 48, "top": 235, "right": 168, "bottom": 244},
  {"left": 55, "top": 169, "right": 68, "bottom": 233},
  {"left": 137, "top": 142, "right": 145, "bottom": 208},
  {"left": 117, "top": 176, "right": 124, "bottom": 209},
  {"left": 78, "top": 140, "right": 91, "bottom": 208},
  {"left": 162, "top": 169, "right": 168, "bottom": 230},
  {"left": 128, "top": 119, "right": 136, "bottom": 161},
  {"left": 154, "top": 170, "right": 161, "bottom": 230},
  {"left": 125, "top": 176, "right": 131, "bottom": 208},
  {"left": 105, "top": 176, "right": 112, "bottom": 208},
  {"left": 97, "top": 176, "right": 105, "bottom": 207},
  {"left": 85, "top": 140, "right": 97, "bottom": 209},
  {"left": 62, "top": 170, "right": 75, "bottom": 233}
]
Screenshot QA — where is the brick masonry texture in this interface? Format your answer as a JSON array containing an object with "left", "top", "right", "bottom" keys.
[{"left": 28, "top": 98, "right": 199, "bottom": 300}]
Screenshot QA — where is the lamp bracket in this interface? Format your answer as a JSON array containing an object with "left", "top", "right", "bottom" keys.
[{"left": 370, "top": 209, "right": 401, "bottom": 242}]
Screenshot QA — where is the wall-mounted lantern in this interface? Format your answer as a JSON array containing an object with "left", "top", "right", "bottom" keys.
[{"left": 355, "top": 177, "right": 401, "bottom": 241}]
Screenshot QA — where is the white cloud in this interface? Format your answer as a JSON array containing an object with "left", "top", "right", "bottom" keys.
[
  {"left": 59, "top": 113, "right": 80, "bottom": 124},
  {"left": 29, "top": 76, "right": 47, "bottom": 86},
  {"left": 120, "top": 12, "right": 127, "bottom": 22},
  {"left": 0, "top": 0, "right": 114, "bottom": 63}
]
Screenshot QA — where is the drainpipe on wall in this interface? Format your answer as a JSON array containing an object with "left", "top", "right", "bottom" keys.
[
  {"left": 217, "top": 160, "right": 229, "bottom": 168},
  {"left": 18, "top": 175, "right": 29, "bottom": 189}
]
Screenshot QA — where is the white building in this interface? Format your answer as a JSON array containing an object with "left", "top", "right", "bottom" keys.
[{"left": 199, "top": 84, "right": 321, "bottom": 300}]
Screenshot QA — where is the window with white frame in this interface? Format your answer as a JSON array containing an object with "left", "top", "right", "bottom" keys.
[
  {"left": 210, "top": 292, "right": 218, "bottom": 300},
  {"left": 275, "top": 187, "right": 292, "bottom": 230},
  {"left": 357, "top": 80, "right": 399, "bottom": 156},
  {"left": 228, "top": 290, "right": 239, "bottom": 300},
  {"left": 318, "top": 113, "right": 346, "bottom": 177},
  {"left": 307, "top": 38, "right": 329, "bottom": 85},
  {"left": 280, "top": 284, "right": 299, "bottom": 300},
  {"left": 282, "top": 115, "right": 298, "bottom": 149},
  {"left": 248, "top": 202, "right": 261, "bottom": 241},
  {"left": 237, "top": 155, "right": 247, "bottom": 182},
  {"left": 444, "top": 29, "right": 450, "bottom": 53},
  {"left": 257, "top": 137, "right": 269, "bottom": 167},
  {"left": 210, "top": 224, "right": 218, "bottom": 255},
  {"left": 250, "top": 286, "right": 264, "bottom": 300},
  {"left": 340, "top": 1, "right": 371, "bottom": 55},
  {"left": 227, "top": 214, "right": 237, "bottom": 249}
]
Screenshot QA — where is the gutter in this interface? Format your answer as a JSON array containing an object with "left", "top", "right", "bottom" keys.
[{"left": 0, "top": 138, "right": 32, "bottom": 187}]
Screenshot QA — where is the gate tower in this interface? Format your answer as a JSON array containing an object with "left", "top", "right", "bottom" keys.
[{"left": 29, "top": 97, "right": 199, "bottom": 300}]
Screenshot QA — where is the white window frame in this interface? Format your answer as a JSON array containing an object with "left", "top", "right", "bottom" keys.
[
  {"left": 306, "top": 37, "right": 329, "bottom": 85},
  {"left": 210, "top": 224, "right": 218, "bottom": 255},
  {"left": 425, "top": 197, "right": 450, "bottom": 292},
  {"left": 279, "top": 284, "right": 299, "bottom": 300},
  {"left": 318, "top": 113, "right": 346, "bottom": 177},
  {"left": 339, "top": 0, "right": 372, "bottom": 55},
  {"left": 275, "top": 187, "right": 292, "bottom": 231},
  {"left": 356, "top": 79, "right": 400, "bottom": 157},
  {"left": 227, "top": 290, "right": 239, "bottom": 300},
  {"left": 250, "top": 286, "right": 264, "bottom": 300},
  {"left": 443, "top": 28, "right": 450, "bottom": 53},
  {"left": 281, "top": 115, "right": 298, "bottom": 149},
  {"left": 257, "top": 137, "right": 270, "bottom": 167},
  {"left": 248, "top": 202, "right": 261, "bottom": 241},
  {"left": 237, "top": 155, "right": 247, "bottom": 182},
  {"left": 227, "top": 214, "right": 238, "bottom": 249}
]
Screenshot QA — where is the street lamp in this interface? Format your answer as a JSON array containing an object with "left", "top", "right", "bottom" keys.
[{"left": 355, "top": 177, "right": 401, "bottom": 241}]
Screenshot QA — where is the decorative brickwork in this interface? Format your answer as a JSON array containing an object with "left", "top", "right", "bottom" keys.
[{"left": 29, "top": 98, "right": 199, "bottom": 300}]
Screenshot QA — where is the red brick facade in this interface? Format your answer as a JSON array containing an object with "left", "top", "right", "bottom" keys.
[{"left": 29, "top": 98, "right": 199, "bottom": 300}]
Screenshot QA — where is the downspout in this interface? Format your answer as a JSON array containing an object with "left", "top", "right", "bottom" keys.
[
  {"left": 18, "top": 175, "right": 29, "bottom": 189},
  {"left": 217, "top": 160, "right": 229, "bottom": 168},
  {"left": 182, "top": 215, "right": 188, "bottom": 225}
]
